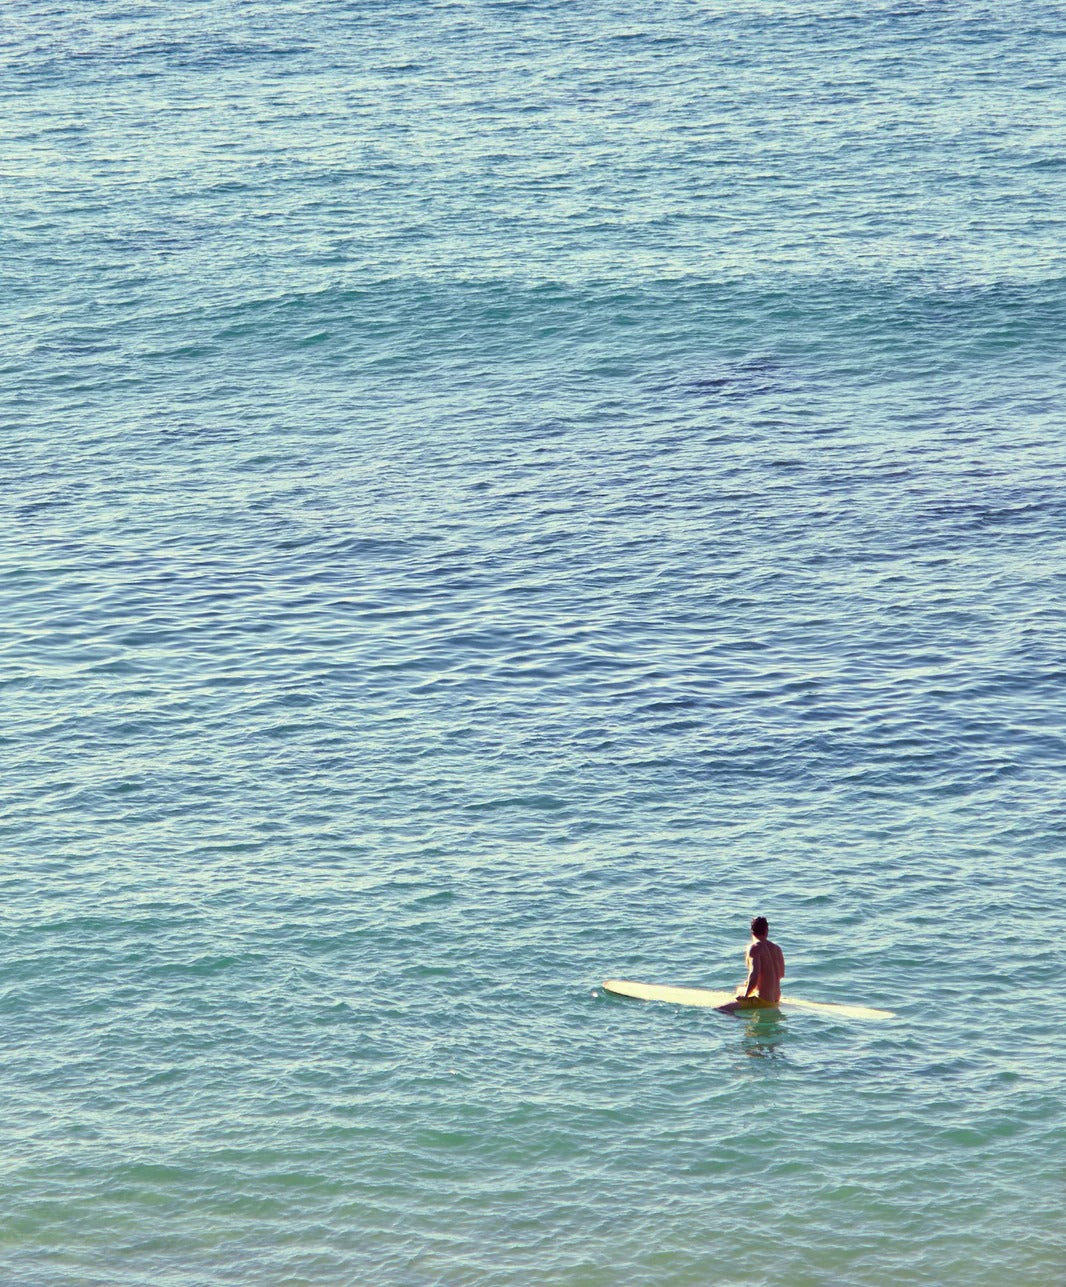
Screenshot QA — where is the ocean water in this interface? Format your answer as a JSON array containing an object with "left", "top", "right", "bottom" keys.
[{"left": 3, "top": 0, "right": 1065, "bottom": 1283}]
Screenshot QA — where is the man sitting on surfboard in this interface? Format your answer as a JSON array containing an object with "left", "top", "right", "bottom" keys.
[{"left": 717, "top": 916, "right": 785, "bottom": 1013}]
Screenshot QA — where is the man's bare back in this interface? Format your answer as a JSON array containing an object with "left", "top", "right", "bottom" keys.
[
  {"left": 717, "top": 916, "right": 785, "bottom": 1014},
  {"left": 745, "top": 935, "right": 785, "bottom": 1003}
]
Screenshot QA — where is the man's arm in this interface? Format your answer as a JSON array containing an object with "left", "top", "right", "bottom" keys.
[{"left": 740, "top": 944, "right": 764, "bottom": 998}]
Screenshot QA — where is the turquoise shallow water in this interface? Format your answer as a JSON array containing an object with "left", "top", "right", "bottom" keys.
[{"left": 3, "top": 1, "right": 1066, "bottom": 1283}]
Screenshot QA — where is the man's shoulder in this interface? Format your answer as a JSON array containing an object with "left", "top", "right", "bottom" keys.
[{"left": 753, "top": 938, "right": 782, "bottom": 957}]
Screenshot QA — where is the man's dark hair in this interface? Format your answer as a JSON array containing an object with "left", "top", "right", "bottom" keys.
[{"left": 751, "top": 916, "right": 769, "bottom": 938}]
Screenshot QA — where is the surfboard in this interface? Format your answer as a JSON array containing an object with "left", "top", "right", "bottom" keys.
[{"left": 602, "top": 979, "right": 895, "bottom": 1021}]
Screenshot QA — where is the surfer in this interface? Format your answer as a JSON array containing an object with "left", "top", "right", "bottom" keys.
[{"left": 717, "top": 916, "right": 785, "bottom": 1013}]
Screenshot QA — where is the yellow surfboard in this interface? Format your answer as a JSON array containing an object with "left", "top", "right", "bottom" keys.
[{"left": 602, "top": 978, "right": 894, "bottom": 1021}]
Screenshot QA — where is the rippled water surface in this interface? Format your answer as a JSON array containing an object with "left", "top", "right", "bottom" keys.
[{"left": 3, "top": 1, "right": 1066, "bottom": 1283}]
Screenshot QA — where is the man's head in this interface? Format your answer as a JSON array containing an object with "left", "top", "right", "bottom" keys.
[{"left": 750, "top": 916, "right": 769, "bottom": 939}]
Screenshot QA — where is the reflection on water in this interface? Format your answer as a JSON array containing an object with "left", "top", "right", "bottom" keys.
[{"left": 739, "top": 1010, "right": 789, "bottom": 1060}]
